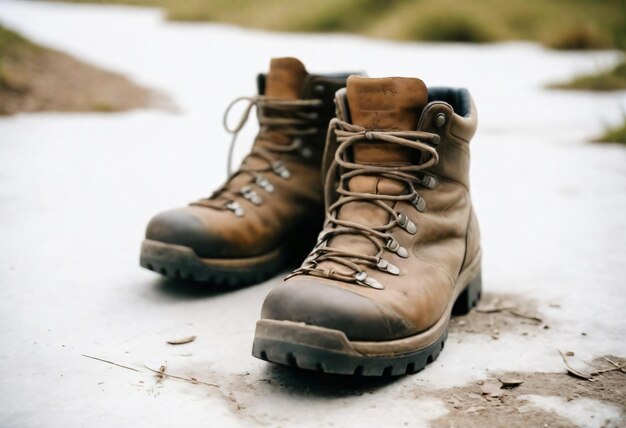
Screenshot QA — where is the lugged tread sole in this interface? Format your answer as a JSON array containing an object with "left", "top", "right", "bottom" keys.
[
  {"left": 140, "top": 239, "right": 289, "bottom": 285},
  {"left": 252, "top": 271, "right": 482, "bottom": 376},
  {"left": 253, "top": 326, "right": 449, "bottom": 377}
]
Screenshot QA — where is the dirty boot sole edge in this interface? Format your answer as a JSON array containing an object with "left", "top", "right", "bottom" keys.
[
  {"left": 140, "top": 239, "right": 289, "bottom": 285},
  {"left": 252, "top": 260, "right": 482, "bottom": 376}
]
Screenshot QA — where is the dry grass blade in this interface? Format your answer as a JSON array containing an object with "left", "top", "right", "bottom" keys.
[
  {"left": 591, "top": 366, "right": 622, "bottom": 376},
  {"left": 143, "top": 364, "right": 219, "bottom": 388},
  {"left": 558, "top": 350, "right": 594, "bottom": 381},
  {"left": 602, "top": 357, "right": 626, "bottom": 374},
  {"left": 82, "top": 354, "right": 139, "bottom": 372},
  {"left": 166, "top": 336, "right": 197, "bottom": 345},
  {"left": 588, "top": 357, "right": 625, "bottom": 376},
  {"left": 475, "top": 299, "right": 514, "bottom": 313},
  {"left": 508, "top": 309, "right": 542, "bottom": 323}
]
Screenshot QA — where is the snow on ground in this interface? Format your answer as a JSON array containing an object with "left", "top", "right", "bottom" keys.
[{"left": 0, "top": 1, "right": 625, "bottom": 426}]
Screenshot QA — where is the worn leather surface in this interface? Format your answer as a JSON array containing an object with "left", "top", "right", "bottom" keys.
[
  {"left": 145, "top": 58, "right": 350, "bottom": 259},
  {"left": 261, "top": 76, "right": 481, "bottom": 341}
]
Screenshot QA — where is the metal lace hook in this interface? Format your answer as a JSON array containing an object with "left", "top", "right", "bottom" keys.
[{"left": 222, "top": 95, "right": 259, "bottom": 178}]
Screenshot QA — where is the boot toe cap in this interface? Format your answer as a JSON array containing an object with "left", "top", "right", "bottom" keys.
[
  {"left": 145, "top": 208, "right": 225, "bottom": 258},
  {"left": 261, "top": 279, "right": 415, "bottom": 341}
]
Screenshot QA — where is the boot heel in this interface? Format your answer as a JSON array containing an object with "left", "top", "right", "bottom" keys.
[{"left": 452, "top": 271, "right": 482, "bottom": 315}]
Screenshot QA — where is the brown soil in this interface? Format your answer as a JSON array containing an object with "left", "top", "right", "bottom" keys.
[
  {"left": 0, "top": 27, "right": 162, "bottom": 116},
  {"left": 427, "top": 358, "right": 626, "bottom": 427}
]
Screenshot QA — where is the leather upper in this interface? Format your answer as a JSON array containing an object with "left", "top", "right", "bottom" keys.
[
  {"left": 261, "top": 77, "right": 481, "bottom": 341},
  {"left": 145, "top": 58, "right": 352, "bottom": 259}
]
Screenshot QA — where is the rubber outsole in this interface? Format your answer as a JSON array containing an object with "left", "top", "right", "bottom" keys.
[
  {"left": 252, "top": 271, "right": 482, "bottom": 376},
  {"left": 140, "top": 239, "right": 289, "bottom": 285}
]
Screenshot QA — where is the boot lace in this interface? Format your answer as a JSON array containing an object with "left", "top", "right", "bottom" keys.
[
  {"left": 288, "top": 118, "right": 441, "bottom": 289},
  {"left": 192, "top": 95, "right": 323, "bottom": 217}
]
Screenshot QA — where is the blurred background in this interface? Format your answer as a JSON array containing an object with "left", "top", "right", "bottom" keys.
[
  {"left": 2, "top": 0, "right": 626, "bottom": 138},
  {"left": 49, "top": 0, "right": 626, "bottom": 49}
]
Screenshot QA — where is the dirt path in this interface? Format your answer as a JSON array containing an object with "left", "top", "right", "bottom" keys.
[{"left": 0, "top": 26, "right": 163, "bottom": 115}]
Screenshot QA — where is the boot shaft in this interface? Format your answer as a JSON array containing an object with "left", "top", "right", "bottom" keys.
[{"left": 255, "top": 57, "right": 357, "bottom": 164}]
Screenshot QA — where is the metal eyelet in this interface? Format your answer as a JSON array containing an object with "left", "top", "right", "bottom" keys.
[
  {"left": 226, "top": 201, "right": 244, "bottom": 217},
  {"left": 249, "top": 193, "right": 263, "bottom": 205},
  {"left": 377, "top": 259, "right": 400, "bottom": 275},
  {"left": 354, "top": 271, "right": 384, "bottom": 290},
  {"left": 422, "top": 175, "right": 437, "bottom": 189},
  {"left": 272, "top": 161, "right": 291, "bottom": 179},
  {"left": 397, "top": 213, "right": 417, "bottom": 234},
  {"left": 386, "top": 237, "right": 409, "bottom": 258},
  {"left": 255, "top": 176, "right": 274, "bottom": 193},
  {"left": 241, "top": 186, "right": 263, "bottom": 205},
  {"left": 411, "top": 195, "right": 427, "bottom": 212},
  {"left": 435, "top": 113, "right": 446, "bottom": 128}
]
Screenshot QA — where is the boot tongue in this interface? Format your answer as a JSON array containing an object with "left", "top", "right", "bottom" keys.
[
  {"left": 258, "top": 57, "right": 309, "bottom": 148},
  {"left": 346, "top": 76, "right": 428, "bottom": 164},
  {"left": 319, "top": 77, "right": 428, "bottom": 270},
  {"left": 265, "top": 57, "right": 308, "bottom": 100},
  {"left": 224, "top": 58, "right": 308, "bottom": 193}
]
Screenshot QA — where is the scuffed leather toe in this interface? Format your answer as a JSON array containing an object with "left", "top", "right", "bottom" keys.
[
  {"left": 261, "top": 279, "right": 416, "bottom": 341},
  {"left": 145, "top": 208, "right": 227, "bottom": 258}
]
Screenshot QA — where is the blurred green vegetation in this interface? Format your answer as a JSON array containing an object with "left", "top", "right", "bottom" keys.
[
  {"left": 0, "top": 25, "right": 39, "bottom": 98},
  {"left": 61, "top": 0, "right": 626, "bottom": 50},
  {"left": 550, "top": 61, "right": 626, "bottom": 91},
  {"left": 597, "top": 118, "right": 626, "bottom": 144},
  {"left": 0, "top": 24, "right": 39, "bottom": 59}
]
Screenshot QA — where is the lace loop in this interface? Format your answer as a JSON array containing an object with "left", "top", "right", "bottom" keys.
[{"left": 223, "top": 96, "right": 260, "bottom": 177}]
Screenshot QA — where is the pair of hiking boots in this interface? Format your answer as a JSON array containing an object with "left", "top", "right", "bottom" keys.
[{"left": 140, "top": 57, "right": 482, "bottom": 377}]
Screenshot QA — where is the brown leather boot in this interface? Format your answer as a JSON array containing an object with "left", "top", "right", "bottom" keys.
[
  {"left": 140, "top": 58, "right": 354, "bottom": 284},
  {"left": 253, "top": 75, "right": 482, "bottom": 375}
]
